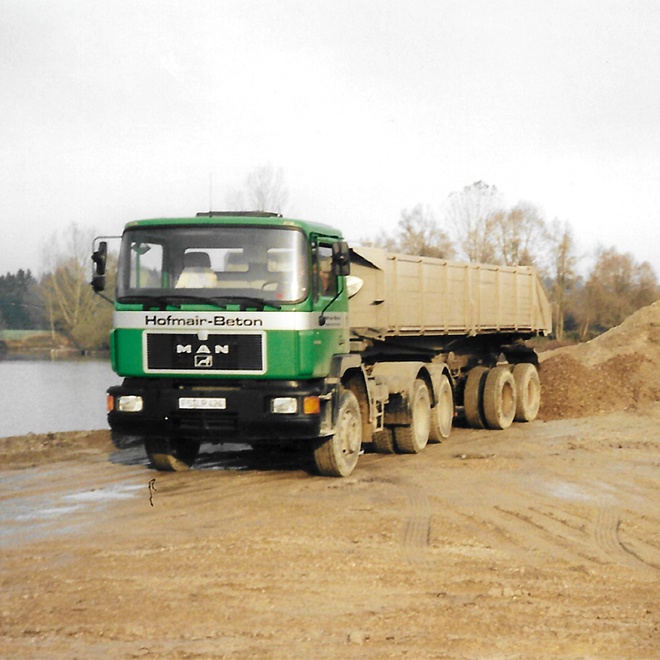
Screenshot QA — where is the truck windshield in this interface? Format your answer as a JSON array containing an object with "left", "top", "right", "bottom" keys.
[{"left": 116, "top": 225, "right": 309, "bottom": 305}]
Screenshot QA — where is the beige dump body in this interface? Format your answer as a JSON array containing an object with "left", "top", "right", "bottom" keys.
[{"left": 349, "top": 246, "right": 552, "bottom": 339}]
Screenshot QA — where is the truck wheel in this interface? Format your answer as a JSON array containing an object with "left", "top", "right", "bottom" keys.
[
  {"left": 482, "top": 366, "right": 517, "bottom": 430},
  {"left": 464, "top": 366, "right": 488, "bottom": 429},
  {"left": 145, "top": 437, "right": 201, "bottom": 471},
  {"left": 394, "top": 379, "right": 431, "bottom": 454},
  {"left": 430, "top": 374, "right": 454, "bottom": 442},
  {"left": 513, "top": 363, "right": 541, "bottom": 422},
  {"left": 313, "top": 389, "right": 362, "bottom": 477},
  {"left": 372, "top": 427, "right": 396, "bottom": 453}
]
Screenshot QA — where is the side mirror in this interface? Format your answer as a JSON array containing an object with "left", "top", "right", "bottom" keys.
[
  {"left": 92, "top": 241, "right": 107, "bottom": 275},
  {"left": 91, "top": 240, "right": 108, "bottom": 292},
  {"left": 332, "top": 240, "right": 351, "bottom": 276}
]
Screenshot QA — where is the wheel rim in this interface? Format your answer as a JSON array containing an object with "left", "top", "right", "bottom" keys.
[
  {"left": 414, "top": 387, "right": 431, "bottom": 447},
  {"left": 526, "top": 377, "right": 540, "bottom": 414},
  {"left": 340, "top": 405, "right": 361, "bottom": 456},
  {"left": 502, "top": 381, "right": 515, "bottom": 417},
  {"left": 437, "top": 384, "right": 453, "bottom": 437}
]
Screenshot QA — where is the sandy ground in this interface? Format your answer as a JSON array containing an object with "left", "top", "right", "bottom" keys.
[
  {"left": 4, "top": 301, "right": 660, "bottom": 659},
  {"left": 1, "top": 410, "right": 660, "bottom": 660}
]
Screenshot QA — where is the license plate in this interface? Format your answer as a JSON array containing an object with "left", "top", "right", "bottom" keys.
[{"left": 179, "top": 397, "right": 227, "bottom": 410}]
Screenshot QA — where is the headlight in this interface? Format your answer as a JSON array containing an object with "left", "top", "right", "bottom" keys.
[
  {"left": 271, "top": 397, "right": 298, "bottom": 414},
  {"left": 117, "top": 395, "right": 144, "bottom": 413}
]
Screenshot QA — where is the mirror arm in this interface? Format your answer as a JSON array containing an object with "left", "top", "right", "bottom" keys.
[{"left": 92, "top": 290, "right": 115, "bottom": 305}]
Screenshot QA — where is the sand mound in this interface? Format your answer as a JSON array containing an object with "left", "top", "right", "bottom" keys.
[{"left": 538, "top": 300, "right": 660, "bottom": 420}]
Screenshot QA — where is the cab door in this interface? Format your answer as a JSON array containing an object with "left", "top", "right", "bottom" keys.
[{"left": 308, "top": 239, "right": 347, "bottom": 375}]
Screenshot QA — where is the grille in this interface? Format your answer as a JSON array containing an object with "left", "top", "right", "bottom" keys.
[
  {"left": 146, "top": 332, "right": 264, "bottom": 373},
  {"left": 174, "top": 411, "right": 239, "bottom": 434}
]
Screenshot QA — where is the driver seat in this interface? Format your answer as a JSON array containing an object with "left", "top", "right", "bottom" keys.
[{"left": 176, "top": 252, "right": 218, "bottom": 288}]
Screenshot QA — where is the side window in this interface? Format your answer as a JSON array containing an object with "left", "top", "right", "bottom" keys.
[
  {"left": 129, "top": 242, "right": 164, "bottom": 289},
  {"left": 314, "top": 244, "right": 337, "bottom": 299}
]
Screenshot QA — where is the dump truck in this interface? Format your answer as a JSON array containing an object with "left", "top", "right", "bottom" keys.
[{"left": 92, "top": 212, "right": 552, "bottom": 477}]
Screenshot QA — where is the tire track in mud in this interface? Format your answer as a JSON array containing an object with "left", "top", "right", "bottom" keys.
[
  {"left": 369, "top": 459, "right": 435, "bottom": 570},
  {"left": 452, "top": 491, "right": 660, "bottom": 576},
  {"left": 401, "top": 484, "right": 433, "bottom": 568},
  {"left": 449, "top": 501, "right": 597, "bottom": 569},
  {"left": 593, "top": 505, "right": 660, "bottom": 576},
  {"left": 486, "top": 504, "right": 608, "bottom": 567}
]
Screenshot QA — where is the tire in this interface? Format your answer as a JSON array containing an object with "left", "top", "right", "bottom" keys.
[
  {"left": 145, "top": 436, "right": 201, "bottom": 471},
  {"left": 482, "top": 366, "right": 517, "bottom": 430},
  {"left": 313, "top": 389, "right": 362, "bottom": 477},
  {"left": 394, "top": 379, "right": 431, "bottom": 454},
  {"left": 372, "top": 427, "right": 396, "bottom": 454},
  {"left": 464, "top": 366, "right": 489, "bottom": 429},
  {"left": 429, "top": 374, "right": 454, "bottom": 442},
  {"left": 513, "top": 363, "right": 541, "bottom": 422}
]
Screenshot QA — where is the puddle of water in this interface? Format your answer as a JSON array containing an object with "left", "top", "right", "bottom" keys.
[
  {"left": 0, "top": 472, "right": 145, "bottom": 547},
  {"left": 63, "top": 483, "right": 143, "bottom": 503},
  {"left": 538, "top": 478, "right": 618, "bottom": 504},
  {"left": 543, "top": 480, "right": 594, "bottom": 502},
  {"left": 15, "top": 505, "right": 83, "bottom": 521}
]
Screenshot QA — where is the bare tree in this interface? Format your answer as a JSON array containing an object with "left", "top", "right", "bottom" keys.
[
  {"left": 582, "top": 246, "right": 659, "bottom": 333},
  {"left": 39, "top": 223, "right": 115, "bottom": 349},
  {"left": 368, "top": 205, "right": 455, "bottom": 259},
  {"left": 548, "top": 220, "right": 578, "bottom": 341},
  {"left": 493, "top": 201, "right": 548, "bottom": 268},
  {"left": 441, "top": 181, "right": 503, "bottom": 263},
  {"left": 226, "top": 164, "right": 289, "bottom": 214}
]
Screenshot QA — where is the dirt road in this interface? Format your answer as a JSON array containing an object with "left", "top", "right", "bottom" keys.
[{"left": 2, "top": 407, "right": 660, "bottom": 660}]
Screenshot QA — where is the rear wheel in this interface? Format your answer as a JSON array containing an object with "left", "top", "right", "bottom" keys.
[
  {"left": 394, "top": 379, "right": 431, "bottom": 454},
  {"left": 313, "top": 389, "right": 362, "bottom": 477},
  {"left": 372, "top": 427, "right": 396, "bottom": 453},
  {"left": 429, "top": 374, "right": 453, "bottom": 442},
  {"left": 482, "top": 366, "right": 517, "bottom": 430},
  {"left": 513, "top": 363, "right": 541, "bottom": 421},
  {"left": 464, "top": 366, "right": 489, "bottom": 429},
  {"left": 145, "top": 436, "right": 201, "bottom": 471}
]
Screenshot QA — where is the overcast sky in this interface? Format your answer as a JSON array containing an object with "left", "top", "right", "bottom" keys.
[{"left": 2, "top": 0, "right": 659, "bottom": 277}]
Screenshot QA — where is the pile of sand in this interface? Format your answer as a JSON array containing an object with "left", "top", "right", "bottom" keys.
[{"left": 538, "top": 301, "right": 660, "bottom": 420}]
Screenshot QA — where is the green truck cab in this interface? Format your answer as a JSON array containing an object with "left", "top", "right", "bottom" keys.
[{"left": 94, "top": 213, "right": 365, "bottom": 476}]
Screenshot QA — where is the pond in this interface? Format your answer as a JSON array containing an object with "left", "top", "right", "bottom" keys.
[{"left": 0, "top": 358, "right": 121, "bottom": 438}]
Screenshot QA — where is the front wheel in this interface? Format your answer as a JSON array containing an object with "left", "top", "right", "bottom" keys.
[
  {"left": 313, "top": 389, "right": 362, "bottom": 477},
  {"left": 145, "top": 436, "right": 201, "bottom": 471}
]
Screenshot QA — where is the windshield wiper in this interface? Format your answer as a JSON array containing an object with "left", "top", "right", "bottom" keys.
[
  {"left": 117, "top": 294, "right": 281, "bottom": 311},
  {"left": 117, "top": 295, "right": 182, "bottom": 310},
  {"left": 207, "top": 295, "right": 282, "bottom": 311}
]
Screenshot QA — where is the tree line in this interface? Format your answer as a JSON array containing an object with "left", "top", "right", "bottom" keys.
[
  {"left": 0, "top": 224, "right": 115, "bottom": 351},
  {"left": 1, "top": 175, "right": 657, "bottom": 349}
]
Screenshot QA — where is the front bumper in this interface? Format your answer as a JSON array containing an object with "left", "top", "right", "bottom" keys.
[{"left": 108, "top": 377, "right": 333, "bottom": 444}]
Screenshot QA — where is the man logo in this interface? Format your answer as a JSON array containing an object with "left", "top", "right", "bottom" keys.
[{"left": 194, "top": 354, "right": 213, "bottom": 368}]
